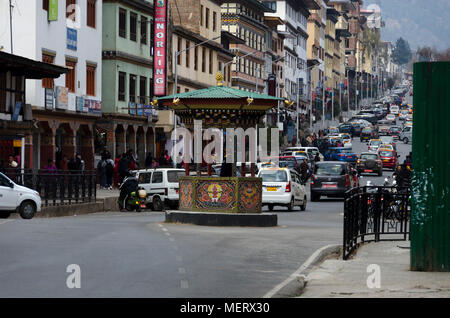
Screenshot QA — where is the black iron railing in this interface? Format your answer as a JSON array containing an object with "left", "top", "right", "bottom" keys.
[
  {"left": 343, "top": 185, "right": 411, "bottom": 260},
  {"left": 1, "top": 168, "right": 97, "bottom": 207}
]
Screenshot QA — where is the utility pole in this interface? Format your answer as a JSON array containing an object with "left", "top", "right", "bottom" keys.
[
  {"left": 9, "top": 0, "right": 13, "bottom": 54},
  {"left": 331, "top": 73, "right": 334, "bottom": 123}
]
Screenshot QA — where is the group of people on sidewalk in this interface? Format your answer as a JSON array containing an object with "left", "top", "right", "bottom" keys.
[{"left": 97, "top": 149, "right": 174, "bottom": 190}]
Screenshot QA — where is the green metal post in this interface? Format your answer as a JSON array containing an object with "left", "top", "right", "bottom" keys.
[{"left": 410, "top": 62, "right": 450, "bottom": 271}]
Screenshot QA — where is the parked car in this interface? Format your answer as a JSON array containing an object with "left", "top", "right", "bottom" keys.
[
  {"left": 310, "top": 162, "right": 358, "bottom": 201},
  {"left": 378, "top": 149, "right": 399, "bottom": 171},
  {"left": 136, "top": 168, "right": 185, "bottom": 210},
  {"left": 360, "top": 126, "right": 378, "bottom": 142},
  {"left": 399, "top": 125, "right": 413, "bottom": 144},
  {"left": 0, "top": 172, "right": 41, "bottom": 219},
  {"left": 258, "top": 167, "right": 307, "bottom": 211},
  {"left": 357, "top": 152, "right": 383, "bottom": 176}
]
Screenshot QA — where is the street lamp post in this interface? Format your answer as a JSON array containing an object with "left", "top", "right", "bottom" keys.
[{"left": 172, "top": 35, "right": 221, "bottom": 167}]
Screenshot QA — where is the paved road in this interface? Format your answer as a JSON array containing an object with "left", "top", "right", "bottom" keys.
[{"left": 0, "top": 132, "right": 411, "bottom": 298}]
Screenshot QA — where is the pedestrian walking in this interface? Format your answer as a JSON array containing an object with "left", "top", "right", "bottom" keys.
[
  {"left": 97, "top": 156, "right": 107, "bottom": 189},
  {"left": 105, "top": 155, "right": 115, "bottom": 190}
]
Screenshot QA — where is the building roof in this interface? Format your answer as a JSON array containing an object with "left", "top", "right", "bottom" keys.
[
  {"left": 158, "top": 85, "right": 283, "bottom": 102},
  {"left": 0, "top": 51, "right": 69, "bottom": 79}
]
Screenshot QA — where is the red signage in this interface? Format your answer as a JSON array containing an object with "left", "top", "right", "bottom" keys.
[{"left": 153, "top": 0, "right": 168, "bottom": 96}]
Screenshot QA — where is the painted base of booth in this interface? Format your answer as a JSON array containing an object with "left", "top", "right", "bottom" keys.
[{"left": 165, "top": 211, "right": 278, "bottom": 227}]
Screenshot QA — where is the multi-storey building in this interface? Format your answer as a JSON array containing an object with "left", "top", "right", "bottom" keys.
[
  {"left": 328, "top": 0, "right": 353, "bottom": 97},
  {"left": 264, "top": 0, "right": 319, "bottom": 116},
  {"left": 0, "top": 0, "right": 103, "bottom": 170},
  {"left": 307, "top": 0, "right": 327, "bottom": 94},
  {"left": 221, "top": 0, "right": 272, "bottom": 93},
  {"left": 169, "top": 0, "right": 234, "bottom": 94},
  {"left": 100, "top": 0, "right": 157, "bottom": 166}
]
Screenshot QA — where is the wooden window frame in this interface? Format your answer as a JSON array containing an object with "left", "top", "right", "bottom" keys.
[
  {"left": 186, "top": 41, "right": 190, "bottom": 68},
  {"left": 42, "top": 53, "right": 55, "bottom": 89},
  {"left": 141, "top": 16, "right": 148, "bottom": 44},
  {"left": 130, "top": 12, "right": 137, "bottom": 42},
  {"left": 65, "top": 59, "right": 77, "bottom": 93},
  {"left": 129, "top": 74, "right": 136, "bottom": 103},
  {"left": 86, "top": 64, "right": 96, "bottom": 96},
  {"left": 139, "top": 76, "right": 147, "bottom": 104},
  {"left": 119, "top": 8, "right": 127, "bottom": 38},
  {"left": 118, "top": 72, "right": 126, "bottom": 101},
  {"left": 87, "top": 0, "right": 96, "bottom": 29}
]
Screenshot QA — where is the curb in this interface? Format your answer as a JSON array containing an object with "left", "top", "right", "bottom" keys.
[
  {"left": 165, "top": 210, "right": 278, "bottom": 227},
  {"left": 263, "top": 244, "right": 342, "bottom": 298}
]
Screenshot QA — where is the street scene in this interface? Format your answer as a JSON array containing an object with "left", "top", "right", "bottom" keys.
[{"left": 0, "top": 0, "right": 449, "bottom": 303}]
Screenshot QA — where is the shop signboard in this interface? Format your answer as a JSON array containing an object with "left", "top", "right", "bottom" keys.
[
  {"left": 67, "top": 28, "right": 77, "bottom": 51},
  {"left": 48, "top": 0, "right": 58, "bottom": 21},
  {"left": 12, "top": 102, "right": 22, "bottom": 121},
  {"left": 153, "top": 0, "right": 168, "bottom": 96},
  {"left": 137, "top": 104, "right": 144, "bottom": 116},
  {"left": 129, "top": 102, "right": 137, "bottom": 115},
  {"left": 45, "top": 88, "right": 54, "bottom": 110},
  {"left": 88, "top": 100, "right": 102, "bottom": 115},
  {"left": 55, "top": 86, "right": 69, "bottom": 110},
  {"left": 76, "top": 96, "right": 85, "bottom": 112},
  {"left": 144, "top": 105, "right": 153, "bottom": 117}
]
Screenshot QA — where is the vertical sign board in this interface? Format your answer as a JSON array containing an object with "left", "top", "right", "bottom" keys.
[
  {"left": 48, "top": 0, "right": 58, "bottom": 21},
  {"left": 411, "top": 62, "right": 450, "bottom": 272},
  {"left": 55, "top": 86, "right": 68, "bottom": 110},
  {"left": 67, "top": 28, "right": 77, "bottom": 51},
  {"left": 45, "top": 88, "right": 54, "bottom": 110},
  {"left": 153, "top": 0, "right": 167, "bottom": 96}
]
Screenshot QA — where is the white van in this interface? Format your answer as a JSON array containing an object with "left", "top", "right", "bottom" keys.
[
  {"left": 135, "top": 168, "right": 185, "bottom": 210},
  {"left": 399, "top": 126, "right": 412, "bottom": 144},
  {"left": 0, "top": 172, "right": 41, "bottom": 219},
  {"left": 390, "top": 105, "right": 399, "bottom": 115}
]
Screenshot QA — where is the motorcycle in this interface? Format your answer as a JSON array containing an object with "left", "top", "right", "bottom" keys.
[{"left": 118, "top": 187, "right": 147, "bottom": 212}]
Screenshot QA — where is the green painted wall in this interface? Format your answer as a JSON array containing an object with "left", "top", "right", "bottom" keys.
[
  {"left": 411, "top": 62, "right": 450, "bottom": 272},
  {"left": 102, "top": 2, "right": 153, "bottom": 114}
]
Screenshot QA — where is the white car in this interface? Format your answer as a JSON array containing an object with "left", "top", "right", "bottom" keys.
[
  {"left": 284, "top": 147, "right": 324, "bottom": 161},
  {"left": 390, "top": 105, "right": 400, "bottom": 115},
  {"left": 0, "top": 172, "right": 41, "bottom": 219},
  {"left": 135, "top": 168, "right": 185, "bottom": 210},
  {"left": 338, "top": 134, "right": 352, "bottom": 149},
  {"left": 368, "top": 139, "right": 383, "bottom": 152},
  {"left": 399, "top": 126, "right": 413, "bottom": 144},
  {"left": 258, "top": 167, "right": 307, "bottom": 212},
  {"left": 386, "top": 114, "right": 396, "bottom": 124}
]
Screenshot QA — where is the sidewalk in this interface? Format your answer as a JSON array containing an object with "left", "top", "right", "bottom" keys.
[
  {"left": 300, "top": 241, "right": 450, "bottom": 298},
  {"left": 96, "top": 188, "right": 120, "bottom": 200}
]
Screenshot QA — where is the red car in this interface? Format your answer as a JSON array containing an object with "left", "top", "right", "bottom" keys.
[{"left": 377, "top": 149, "right": 399, "bottom": 170}]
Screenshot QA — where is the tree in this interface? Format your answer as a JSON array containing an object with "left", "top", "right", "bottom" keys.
[
  {"left": 392, "top": 37, "right": 412, "bottom": 66},
  {"left": 416, "top": 46, "right": 436, "bottom": 62}
]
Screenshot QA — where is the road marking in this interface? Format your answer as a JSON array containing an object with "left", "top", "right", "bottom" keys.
[
  {"left": 0, "top": 220, "right": 13, "bottom": 225},
  {"left": 180, "top": 280, "right": 189, "bottom": 289},
  {"left": 162, "top": 228, "right": 168, "bottom": 232},
  {"left": 158, "top": 224, "right": 163, "bottom": 227},
  {"left": 263, "top": 244, "right": 340, "bottom": 298},
  {"left": 179, "top": 267, "right": 186, "bottom": 274},
  {"left": 169, "top": 237, "right": 175, "bottom": 242},
  {"left": 165, "top": 232, "right": 171, "bottom": 236}
]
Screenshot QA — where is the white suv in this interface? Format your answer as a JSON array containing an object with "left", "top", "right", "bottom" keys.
[
  {"left": 0, "top": 172, "right": 41, "bottom": 219},
  {"left": 258, "top": 167, "right": 307, "bottom": 212},
  {"left": 135, "top": 168, "right": 185, "bottom": 211}
]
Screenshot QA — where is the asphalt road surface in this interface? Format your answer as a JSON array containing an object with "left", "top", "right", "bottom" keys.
[{"left": 0, "top": 122, "right": 411, "bottom": 298}]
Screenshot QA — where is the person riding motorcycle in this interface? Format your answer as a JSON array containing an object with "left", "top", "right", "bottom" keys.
[{"left": 118, "top": 170, "right": 139, "bottom": 212}]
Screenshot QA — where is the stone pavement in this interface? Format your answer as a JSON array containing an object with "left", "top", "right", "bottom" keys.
[
  {"left": 96, "top": 188, "right": 120, "bottom": 199},
  {"left": 300, "top": 241, "right": 450, "bottom": 298}
]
